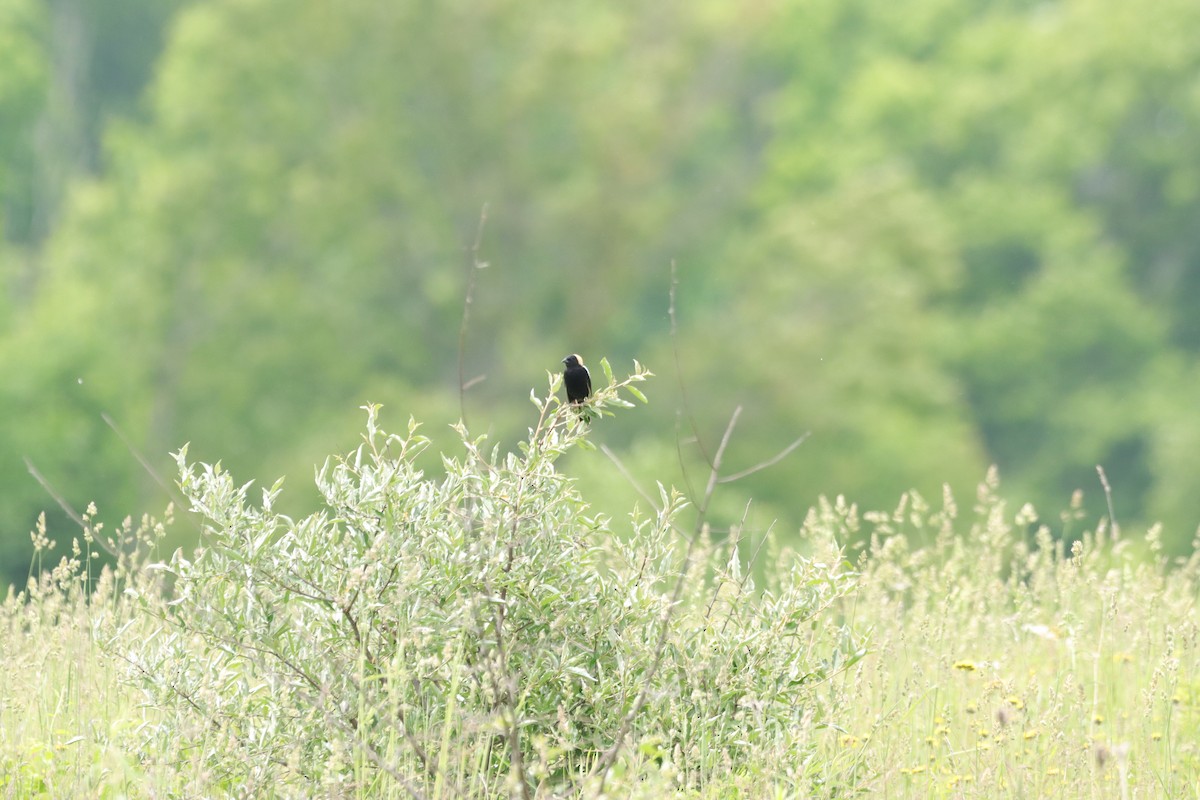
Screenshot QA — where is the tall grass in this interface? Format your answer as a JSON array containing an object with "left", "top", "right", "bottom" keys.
[
  {"left": 814, "top": 474, "right": 1200, "bottom": 798},
  {"left": 1, "top": 508, "right": 170, "bottom": 797},
  {"left": 2, "top": 370, "right": 1199, "bottom": 798}
]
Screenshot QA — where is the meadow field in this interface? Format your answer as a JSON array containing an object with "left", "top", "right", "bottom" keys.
[
  {"left": 3, "top": 392, "right": 1198, "bottom": 799},
  {"left": 6, "top": 4, "right": 1200, "bottom": 796}
]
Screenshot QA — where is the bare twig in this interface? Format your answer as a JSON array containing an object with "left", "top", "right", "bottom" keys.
[
  {"left": 592, "top": 531, "right": 698, "bottom": 791},
  {"left": 722, "top": 519, "right": 776, "bottom": 635},
  {"left": 599, "top": 443, "right": 660, "bottom": 512},
  {"left": 458, "top": 203, "right": 489, "bottom": 430},
  {"left": 592, "top": 405, "right": 741, "bottom": 791},
  {"left": 1096, "top": 464, "right": 1119, "bottom": 539},
  {"left": 101, "top": 411, "right": 201, "bottom": 532},
  {"left": 669, "top": 262, "right": 712, "bottom": 470},
  {"left": 102, "top": 413, "right": 178, "bottom": 500},
  {"left": 23, "top": 456, "right": 120, "bottom": 557},
  {"left": 23, "top": 456, "right": 85, "bottom": 528},
  {"left": 487, "top": 603, "right": 534, "bottom": 800},
  {"left": 589, "top": 271, "right": 812, "bottom": 788},
  {"left": 356, "top": 739, "right": 432, "bottom": 800},
  {"left": 292, "top": 668, "right": 439, "bottom": 798},
  {"left": 178, "top": 615, "right": 442, "bottom": 795},
  {"left": 697, "top": 405, "right": 741, "bottom": 532},
  {"left": 673, "top": 413, "right": 700, "bottom": 509},
  {"left": 719, "top": 431, "right": 810, "bottom": 484},
  {"left": 705, "top": 498, "right": 751, "bottom": 624}
]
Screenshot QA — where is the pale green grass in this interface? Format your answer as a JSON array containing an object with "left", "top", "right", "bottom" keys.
[
  {"left": 0, "top": 521, "right": 152, "bottom": 798},
  {"left": 811, "top": 475, "right": 1200, "bottom": 799},
  {"left": 3, "top": 469, "right": 1200, "bottom": 798}
]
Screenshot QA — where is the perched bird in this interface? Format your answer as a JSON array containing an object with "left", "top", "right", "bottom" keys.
[{"left": 562, "top": 354, "right": 592, "bottom": 405}]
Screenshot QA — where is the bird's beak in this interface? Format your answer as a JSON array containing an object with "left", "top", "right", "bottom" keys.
[{"left": 561, "top": 358, "right": 569, "bottom": 365}]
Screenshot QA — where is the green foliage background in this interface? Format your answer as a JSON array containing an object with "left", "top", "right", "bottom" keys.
[{"left": 3, "top": 0, "right": 1200, "bottom": 582}]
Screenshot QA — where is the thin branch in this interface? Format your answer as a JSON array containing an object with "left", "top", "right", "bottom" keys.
[
  {"left": 742, "top": 519, "right": 775, "bottom": 582},
  {"left": 23, "top": 456, "right": 85, "bottom": 528},
  {"left": 593, "top": 405, "right": 741, "bottom": 791},
  {"left": 342, "top": 671, "right": 437, "bottom": 780},
  {"left": 722, "top": 520, "right": 776, "bottom": 635},
  {"left": 669, "top": 261, "right": 712, "bottom": 470},
  {"left": 488, "top": 603, "right": 534, "bottom": 800},
  {"left": 592, "top": 531, "right": 698, "bottom": 791},
  {"left": 599, "top": 443, "right": 660, "bottom": 512},
  {"left": 673, "top": 412, "right": 700, "bottom": 510},
  {"left": 458, "top": 203, "right": 489, "bottom": 431},
  {"left": 102, "top": 412, "right": 178, "bottom": 501},
  {"left": 705, "top": 499, "right": 751, "bottom": 624},
  {"left": 697, "top": 405, "right": 741, "bottom": 531},
  {"left": 24, "top": 456, "right": 119, "bottom": 557},
  {"left": 102, "top": 411, "right": 201, "bottom": 532},
  {"left": 177, "top": 615, "right": 441, "bottom": 793},
  {"left": 356, "top": 738, "right": 432, "bottom": 800},
  {"left": 718, "top": 431, "right": 811, "bottom": 484},
  {"left": 1096, "top": 464, "right": 1119, "bottom": 539}
]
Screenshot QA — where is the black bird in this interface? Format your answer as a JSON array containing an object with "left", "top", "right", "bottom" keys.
[{"left": 562, "top": 354, "right": 592, "bottom": 405}]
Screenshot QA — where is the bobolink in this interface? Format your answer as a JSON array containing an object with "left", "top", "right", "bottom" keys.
[{"left": 562, "top": 354, "right": 592, "bottom": 405}]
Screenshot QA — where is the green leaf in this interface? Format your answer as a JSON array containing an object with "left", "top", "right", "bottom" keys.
[{"left": 565, "top": 666, "right": 596, "bottom": 682}]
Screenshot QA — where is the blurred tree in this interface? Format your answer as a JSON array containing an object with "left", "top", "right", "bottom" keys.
[
  {"left": 646, "top": 170, "right": 986, "bottom": 535},
  {"left": 0, "top": 0, "right": 49, "bottom": 575},
  {"left": 760, "top": 0, "right": 1197, "bottom": 544},
  {"left": 5, "top": 0, "right": 1200, "bottom": 583},
  {"left": 0, "top": 0, "right": 772, "bottom": 580},
  {"left": 11, "top": 0, "right": 192, "bottom": 251},
  {"left": 0, "top": 0, "right": 45, "bottom": 297}
]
